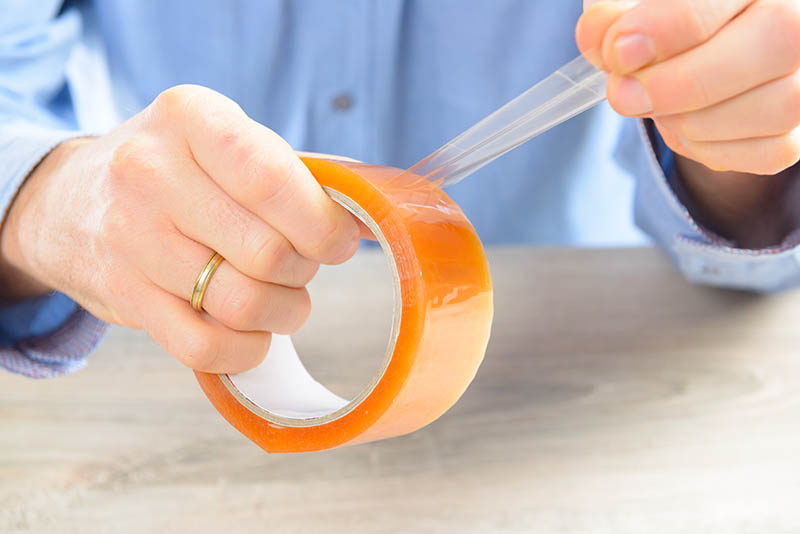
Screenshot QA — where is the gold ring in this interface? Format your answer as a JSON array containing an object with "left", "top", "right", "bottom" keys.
[{"left": 191, "top": 252, "right": 224, "bottom": 311}]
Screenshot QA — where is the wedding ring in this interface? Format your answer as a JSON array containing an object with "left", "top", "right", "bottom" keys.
[{"left": 191, "top": 252, "right": 224, "bottom": 311}]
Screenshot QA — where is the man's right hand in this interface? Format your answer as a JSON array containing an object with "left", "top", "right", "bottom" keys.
[{"left": 0, "top": 85, "right": 361, "bottom": 373}]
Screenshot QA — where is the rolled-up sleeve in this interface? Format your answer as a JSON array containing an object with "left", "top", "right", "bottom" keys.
[
  {"left": 618, "top": 117, "right": 800, "bottom": 293},
  {"left": 0, "top": 1, "right": 107, "bottom": 378},
  {"left": 0, "top": 293, "right": 106, "bottom": 378}
]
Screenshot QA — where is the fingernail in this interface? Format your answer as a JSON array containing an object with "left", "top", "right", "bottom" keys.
[
  {"left": 614, "top": 33, "right": 656, "bottom": 73},
  {"left": 614, "top": 76, "right": 653, "bottom": 116}
]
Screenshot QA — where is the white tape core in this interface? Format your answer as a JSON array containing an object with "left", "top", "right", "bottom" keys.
[{"left": 221, "top": 188, "right": 401, "bottom": 427}]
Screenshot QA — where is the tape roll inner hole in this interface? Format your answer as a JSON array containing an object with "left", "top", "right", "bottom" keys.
[{"left": 221, "top": 188, "right": 401, "bottom": 427}]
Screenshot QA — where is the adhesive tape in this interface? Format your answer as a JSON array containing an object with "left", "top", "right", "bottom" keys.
[{"left": 194, "top": 157, "right": 493, "bottom": 453}]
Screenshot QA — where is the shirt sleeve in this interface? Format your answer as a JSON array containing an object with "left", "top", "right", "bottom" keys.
[
  {"left": 620, "top": 117, "right": 800, "bottom": 292},
  {"left": 0, "top": 2, "right": 107, "bottom": 378}
]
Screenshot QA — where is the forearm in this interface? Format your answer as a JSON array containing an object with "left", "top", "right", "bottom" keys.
[
  {"left": 0, "top": 136, "right": 109, "bottom": 379},
  {"left": 674, "top": 154, "right": 800, "bottom": 249},
  {"left": 0, "top": 139, "right": 88, "bottom": 301}
]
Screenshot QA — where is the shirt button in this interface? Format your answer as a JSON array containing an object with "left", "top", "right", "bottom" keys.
[{"left": 332, "top": 93, "right": 354, "bottom": 111}]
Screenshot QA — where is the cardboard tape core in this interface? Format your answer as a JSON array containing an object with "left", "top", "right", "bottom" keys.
[{"left": 221, "top": 188, "right": 401, "bottom": 427}]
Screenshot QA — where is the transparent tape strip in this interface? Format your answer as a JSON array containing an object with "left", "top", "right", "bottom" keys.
[{"left": 405, "top": 54, "right": 608, "bottom": 188}]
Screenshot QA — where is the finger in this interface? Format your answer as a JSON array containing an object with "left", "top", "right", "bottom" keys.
[
  {"left": 137, "top": 228, "right": 312, "bottom": 334},
  {"left": 655, "top": 71, "right": 800, "bottom": 142},
  {"left": 279, "top": 152, "right": 374, "bottom": 239},
  {"left": 576, "top": 1, "right": 639, "bottom": 69},
  {"left": 158, "top": 154, "right": 319, "bottom": 288},
  {"left": 651, "top": 122, "right": 696, "bottom": 163},
  {"left": 356, "top": 219, "right": 375, "bottom": 240},
  {"left": 609, "top": 0, "right": 800, "bottom": 116},
  {"left": 668, "top": 128, "right": 800, "bottom": 175},
  {"left": 151, "top": 85, "right": 360, "bottom": 265},
  {"left": 138, "top": 285, "right": 272, "bottom": 374},
  {"left": 601, "top": 0, "right": 754, "bottom": 74}
]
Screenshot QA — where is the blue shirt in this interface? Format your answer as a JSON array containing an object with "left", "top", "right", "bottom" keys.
[{"left": 2, "top": 0, "right": 799, "bottom": 377}]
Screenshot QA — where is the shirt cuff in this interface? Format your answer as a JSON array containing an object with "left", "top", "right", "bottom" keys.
[
  {"left": 0, "top": 291, "right": 77, "bottom": 343},
  {"left": 646, "top": 120, "right": 800, "bottom": 250},
  {"left": 0, "top": 307, "right": 107, "bottom": 378},
  {"left": 626, "top": 119, "right": 800, "bottom": 292}
]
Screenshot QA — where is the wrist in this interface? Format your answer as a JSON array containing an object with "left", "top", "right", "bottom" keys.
[
  {"left": 674, "top": 154, "right": 798, "bottom": 249},
  {"left": 0, "top": 138, "right": 90, "bottom": 300}
]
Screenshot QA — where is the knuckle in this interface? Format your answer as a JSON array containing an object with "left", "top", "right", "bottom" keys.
[
  {"left": 246, "top": 149, "right": 297, "bottom": 206},
  {"left": 152, "top": 85, "right": 193, "bottom": 118},
  {"left": 152, "top": 84, "right": 203, "bottom": 119},
  {"left": 309, "top": 214, "right": 359, "bottom": 265},
  {"left": 269, "top": 288, "right": 311, "bottom": 334},
  {"left": 109, "top": 136, "right": 160, "bottom": 183},
  {"left": 210, "top": 126, "right": 297, "bottom": 207},
  {"left": 217, "top": 282, "right": 262, "bottom": 330},
  {"left": 202, "top": 111, "right": 247, "bottom": 153},
  {"left": 152, "top": 85, "right": 240, "bottom": 123},
  {"left": 680, "top": 0, "right": 715, "bottom": 43},
  {"left": 681, "top": 63, "right": 714, "bottom": 110},
  {"left": 307, "top": 217, "right": 342, "bottom": 262},
  {"left": 215, "top": 127, "right": 244, "bottom": 157},
  {"left": 250, "top": 233, "right": 292, "bottom": 280},
  {"left": 251, "top": 232, "right": 320, "bottom": 286},
  {"left": 291, "top": 259, "right": 320, "bottom": 288}
]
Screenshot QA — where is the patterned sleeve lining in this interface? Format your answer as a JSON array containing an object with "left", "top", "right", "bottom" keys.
[{"left": 0, "top": 308, "right": 108, "bottom": 378}]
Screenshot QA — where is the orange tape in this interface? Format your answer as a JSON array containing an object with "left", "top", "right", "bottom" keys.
[{"left": 195, "top": 157, "right": 493, "bottom": 452}]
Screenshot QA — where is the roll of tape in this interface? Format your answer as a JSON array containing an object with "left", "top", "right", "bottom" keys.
[{"left": 195, "top": 157, "right": 493, "bottom": 452}]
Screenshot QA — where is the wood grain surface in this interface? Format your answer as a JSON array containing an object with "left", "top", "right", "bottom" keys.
[{"left": 2, "top": 247, "right": 800, "bottom": 533}]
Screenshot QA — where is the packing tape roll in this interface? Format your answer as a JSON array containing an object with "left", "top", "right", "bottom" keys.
[{"left": 194, "top": 157, "right": 493, "bottom": 453}]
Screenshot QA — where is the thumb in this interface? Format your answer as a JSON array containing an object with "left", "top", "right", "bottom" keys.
[{"left": 577, "top": 0, "right": 639, "bottom": 68}]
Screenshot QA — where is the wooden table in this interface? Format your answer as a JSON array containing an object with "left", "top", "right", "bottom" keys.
[{"left": 2, "top": 248, "right": 800, "bottom": 533}]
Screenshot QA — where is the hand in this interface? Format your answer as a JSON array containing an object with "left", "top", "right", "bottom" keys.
[
  {"left": 0, "top": 85, "right": 360, "bottom": 373},
  {"left": 577, "top": 0, "right": 800, "bottom": 175},
  {"left": 576, "top": 0, "right": 800, "bottom": 246}
]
